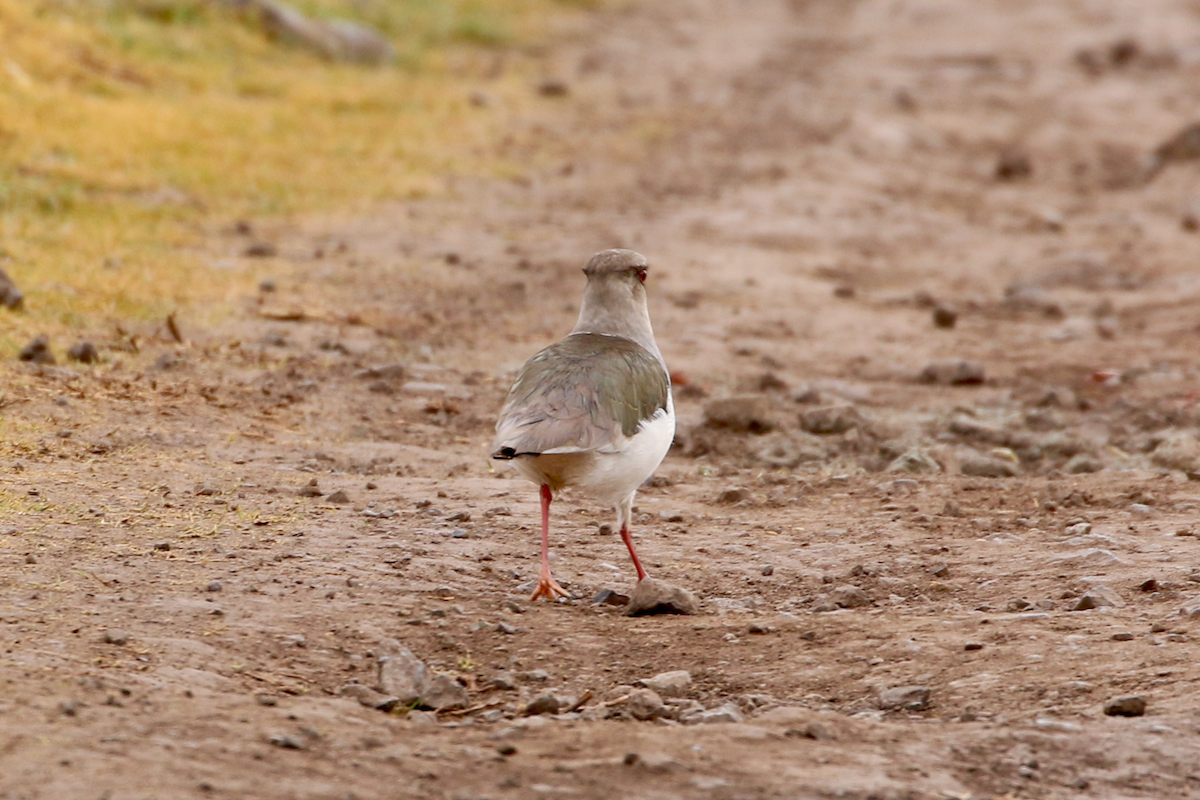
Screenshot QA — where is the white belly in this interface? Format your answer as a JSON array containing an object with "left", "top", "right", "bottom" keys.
[{"left": 510, "top": 396, "right": 675, "bottom": 507}]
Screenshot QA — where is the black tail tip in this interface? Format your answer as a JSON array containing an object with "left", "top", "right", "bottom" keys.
[{"left": 492, "top": 447, "right": 517, "bottom": 460}]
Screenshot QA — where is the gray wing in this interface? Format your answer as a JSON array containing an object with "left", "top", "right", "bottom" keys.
[{"left": 493, "top": 333, "right": 669, "bottom": 458}]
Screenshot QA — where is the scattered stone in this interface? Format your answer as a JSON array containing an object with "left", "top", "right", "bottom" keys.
[
  {"left": 761, "top": 564, "right": 774, "bottom": 576},
  {"left": 1130, "top": 503, "right": 1153, "bottom": 519},
  {"left": 490, "top": 672, "right": 516, "bottom": 691},
  {"left": 886, "top": 449, "right": 941, "bottom": 474},
  {"left": 1064, "top": 521, "right": 1092, "bottom": 536},
  {"left": 421, "top": 674, "right": 468, "bottom": 710},
  {"left": 254, "top": 0, "right": 395, "bottom": 64},
  {"left": 637, "top": 671, "right": 692, "bottom": 698},
  {"left": 959, "top": 452, "right": 1018, "bottom": 478},
  {"left": 964, "top": 642, "right": 984, "bottom": 651},
  {"left": 1139, "top": 579, "right": 1159, "bottom": 593},
  {"left": 243, "top": 241, "right": 278, "bottom": 258},
  {"left": 206, "top": 581, "right": 223, "bottom": 592},
  {"left": 446, "top": 510, "right": 471, "bottom": 522},
  {"left": 103, "top": 629, "right": 130, "bottom": 646},
  {"left": 377, "top": 640, "right": 427, "bottom": 706},
  {"left": 339, "top": 683, "right": 399, "bottom": 711},
  {"left": 703, "top": 396, "right": 777, "bottom": 433},
  {"left": 594, "top": 589, "right": 630, "bottom": 607},
  {"left": 495, "top": 621, "right": 518, "bottom": 635},
  {"left": 753, "top": 434, "right": 826, "bottom": 468},
  {"left": 1073, "top": 585, "right": 1123, "bottom": 611},
  {"left": 325, "top": 490, "right": 350, "bottom": 504},
  {"left": 919, "top": 359, "right": 984, "bottom": 385},
  {"left": 941, "top": 499, "right": 963, "bottom": 517},
  {"left": 522, "top": 693, "right": 562, "bottom": 716},
  {"left": 699, "top": 703, "right": 744, "bottom": 724},
  {"left": 798, "top": 404, "right": 861, "bottom": 435},
  {"left": 537, "top": 79, "right": 570, "bottom": 97},
  {"left": 828, "top": 584, "right": 870, "bottom": 609},
  {"left": 153, "top": 541, "right": 171, "bottom": 551},
  {"left": 715, "top": 487, "right": 749, "bottom": 504},
  {"left": 626, "top": 688, "right": 668, "bottom": 721},
  {"left": 1064, "top": 454, "right": 1104, "bottom": 474},
  {"left": 1111, "top": 632, "right": 1135, "bottom": 641},
  {"left": 877, "top": 685, "right": 930, "bottom": 712},
  {"left": 1147, "top": 122, "right": 1200, "bottom": 180},
  {"left": 18, "top": 334, "right": 54, "bottom": 364},
  {"left": 268, "top": 734, "right": 305, "bottom": 750},
  {"left": 1103, "top": 695, "right": 1147, "bottom": 717},
  {"left": 1151, "top": 431, "right": 1200, "bottom": 473},
  {"left": 67, "top": 341, "right": 99, "bottom": 364},
  {"left": 660, "top": 510, "right": 684, "bottom": 523},
  {"left": 932, "top": 304, "right": 958, "bottom": 328},
  {"left": 995, "top": 148, "right": 1033, "bottom": 181},
  {"left": 298, "top": 479, "right": 322, "bottom": 497},
  {"left": 0, "top": 268, "right": 24, "bottom": 310},
  {"left": 626, "top": 578, "right": 699, "bottom": 616}
]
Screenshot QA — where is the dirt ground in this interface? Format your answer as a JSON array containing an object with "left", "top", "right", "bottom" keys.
[{"left": 6, "top": 0, "right": 1200, "bottom": 797}]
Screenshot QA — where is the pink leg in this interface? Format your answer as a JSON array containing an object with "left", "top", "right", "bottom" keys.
[
  {"left": 530, "top": 484, "right": 569, "bottom": 601},
  {"left": 619, "top": 523, "right": 648, "bottom": 582}
]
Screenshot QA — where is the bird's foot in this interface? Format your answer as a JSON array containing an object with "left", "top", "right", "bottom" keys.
[{"left": 529, "top": 573, "right": 570, "bottom": 601}]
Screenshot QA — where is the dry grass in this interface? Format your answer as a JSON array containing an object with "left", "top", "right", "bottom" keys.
[{"left": 0, "top": 0, "right": 586, "bottom": 356}]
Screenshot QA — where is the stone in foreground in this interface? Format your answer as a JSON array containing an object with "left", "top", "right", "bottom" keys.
[{"left": 626, "top": 578, "right": 699, "bottom": 616}]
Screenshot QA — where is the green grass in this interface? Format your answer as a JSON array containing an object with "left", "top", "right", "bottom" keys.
[{"left": 0, "top": 0, "right": 587, "bottom": 354}]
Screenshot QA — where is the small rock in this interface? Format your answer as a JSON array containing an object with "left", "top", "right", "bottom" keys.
[
  {"left": 637, "top": 671, "right": 691, "bottom": 698},
  {"left": 626, "top": 688, "right": 668, "bottom": 721},
  {"left": 886, "top": 449, "right": 941, "bottom": 474},
  {"left": 594, "top": 589, "right": 630, "bottom": 607},
  {"left": 959, "top": 452, "right": 1018, "bottom": 478},
  {"left": 1064, "top": 454, "right": 1103, "bottom": 474},
  {"left": 268, "top": 734, "right": 305, "bottom": 750},
  {"left": 103, "top": 629, "right": 130, "bottom": 646},
  {"left": 0, "top": 267, "right": 24, "bottom": 310},
  {"left": 798, "top": 404, "right": 861, "bottom": 435},
  {"left": 761, "top": 564, "right": 774, "bottom": 576},
  {"left": 421, "top": 674, "right": 468, "bottom": 710},
  {"left": 1103, "top": 695, "right": 1146, "bottom": 717},
  {"left": 964, "top": 642, "right": 984, "bottom": 651},
  {"left": 67, "top": 341, "right": 99, "bottom": 364},
  {"left": 829, "top": 584, "right": 870, "bottom": 609},
  {"left": 206, "top": 581, "right": 222, "bottom": 592},
  {"left": 1064, "top": 521, "right": 1092, "bottom": 536},
  {"left": 932, "top": 304, "right": 958, "bottom": 328},
  {"left": 496, "top": 621, "right": 518, "bottom": 635},
  {"left": 941, "top": 499, "right": 963, "bottom": 517},
  {"left": 537, "top": 79, "right": 570, "bottom": 97},
  {"left": 258, "top": 279, "right": 277, "bottom": 292},
  {"left": 1073, "top": 585, "right": 1123, "bottom": 611},
  {"left": 716, "top": 487, "right": 750, "bottom": 504},
  {"left": 919, "top": 359, "right": 984, "bottom": 385},
  {"left": 446, "top": 510, "right": 471, "bottom": 522},
  {"left": 625, "top": 578, "right": 699, "bottom": 616},
  {"left": 1111, "top": 632, "right": 1135, "bottom": 641},
  {"left": 243, "top": 241, "right": 277, "bottom": 258},
  {"left": 523, "top": 693, "right": 562, "bottom": 716},
  {"left": 325, "top": 490, "right": 350, "bottom": 504},
  {"left": 298, "top": 479, "right": 322, "bottom": 497},
  {"left": 18, "top": 334, "right": 54, "bottom": 364},
  {"left": 377, "top": 640, "right": 427, "bottom": 706},
  {"left": 1151, "top": 431, "right": 1200, "bottom": 473},
  {"left": 703, "top": 396, "right": 776, "bottom": 433},
  {"left": 699, "top": 703, "right": 744, "bottom": 724},
  {"left": 995, "top": 148, "right": 1033, "bottom": 181},
  {"left": 153, "top": 542, "right": 171, "bottom": 551},
  {"left": 877, "top": 685, "right": 930, "bottom": 712},
  {"left": 339, "top": 683, "right": 398, "bottom": 711},
  {"left": 1130, "top": 503, "right": 1153, "bottom": 519},
  {"left": 490, "top": 672, "right": 516, "bottom": 691}
]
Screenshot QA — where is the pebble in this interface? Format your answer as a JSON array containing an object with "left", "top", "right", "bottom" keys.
[
  {"left": 798, "top": 404, "right": 861, "bottom": 435},
  {"left": 828, "top": 584, "right": 870, "bottom": 609},
  {"left": 206, "top": 581, "right": 222, "bottom": 592},
  {"left": 626, "top": 688, "right": 668, "bottom": 721},
  {"left": 918, "top": 359, "right": 984, "bottom": 385},
  {"left": 932, "top": 304, "right": 958, "bottom": 328},
  {"left": 153, "top": 542, "right": 171, "bottom": 551},
  {"left": 761, "top": 564, "right": 774, "bottom": 576},
  {"left": 964, "top": 642, "right": 984, "bottom": 651},
  {"left": 338, "top": 683, "right": 399, "bottom": 711},
  {"left": 1072, "top": 585, "right": 1122, "bottom": 611},
  {"left": 490, "top": 672, "right": 516, "bottom": 691},
  {"left": 593, "top": 589, "right": 630, "bottom": 607},
  {"left": 886, "top": 449, "right": 941, "bottom": 474},
  {"left": 523, "top": 693, "right": 563, "bottom": 716},
  {"left": 1151, "top": 430, "right": 1200, "bottom": 473},
  {"left": 103, "top": 629, "right": 130, "bottom": 646},
  {"left": 959, "top": 452, "right": 1018, "bottom": 478},
  {"left": 325, "top": 490, "right": 350, "bottom": 504},
  {"left": 698, "top": 703, "right": 744, "bottom": 724},
  {"left": 377, "top": 640, "right": 428, "bottom": 706},
  {"left": 421, "top": 674, "right": 468, "bottom": 710},
  {"left": 1111, "top": 632, "right": 1135, "bottom": 641},
  {"left": 716, "top": 487, "right": 750, "bottom": 504},
  {"left": 702, "top": 396, "right": 777, "bottom": 433},
  {"left": 18, "top": 334, "right": 54, "bottom": 364},
  {"left": 1103, "top": 695, "right": 1147, "bottom": 717},
  {"left": 67, "top": 341, "right": 99, "bottom": 364},
  {"left": 496, "top": 622, "right": 519, "bottom": 635},
  {"left": 0, "top": 267, "right": 24, "bottom": 309},
  {"left": 298, "top": 479, "right": 322, "bottom": 498},
  {"left": 637, "top": 671, "right": 692, "bottom": 698},
  {"left": 877, "top": 685, "right": 931, "bottom": 712},
  {"left": 625, "top": 578, "right": 699, "bottom": 616},
  {"left": 1064, "top": 522, "right": 1092, "bottom": 536}
]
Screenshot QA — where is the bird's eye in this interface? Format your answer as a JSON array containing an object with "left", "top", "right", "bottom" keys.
[{"left": 636, "top": 268, "right": 647, "bottom": 284}]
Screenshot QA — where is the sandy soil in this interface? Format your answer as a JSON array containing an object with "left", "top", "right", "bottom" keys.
[{"left": 5, "top": 1, "right": 1200, "bottom": 798}]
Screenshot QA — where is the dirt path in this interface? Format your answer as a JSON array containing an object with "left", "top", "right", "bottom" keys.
[{"left": 5, "top": 1, "right": 1200, "bottom": 798}]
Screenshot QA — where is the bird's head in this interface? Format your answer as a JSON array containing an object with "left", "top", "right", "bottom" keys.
[{"left": 582, "top": 249, "right": 650, "bottom": 297}]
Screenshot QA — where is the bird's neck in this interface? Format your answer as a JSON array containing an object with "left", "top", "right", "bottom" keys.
[{"left": 571, "top": 283, "right": 663, "bottom": 364}]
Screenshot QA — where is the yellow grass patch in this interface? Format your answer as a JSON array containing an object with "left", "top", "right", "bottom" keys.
[{"left": 0, "top": 0, "right": 586, "bottom": 354}]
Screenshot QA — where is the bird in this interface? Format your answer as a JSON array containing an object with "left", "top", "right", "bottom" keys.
[{"left": 492, "top": 249, "right": 675, "bottom": 601}]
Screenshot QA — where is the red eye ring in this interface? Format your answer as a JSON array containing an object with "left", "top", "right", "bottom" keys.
[{"left": 636, "top": 268, "right": 648, "bottom": 283}]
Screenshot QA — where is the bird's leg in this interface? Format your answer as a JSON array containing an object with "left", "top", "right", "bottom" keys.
[
  {"left": 617, "top": 494, "right": 648, "bottom": 582},
  {"left": 530, "top": 484, "right": 570, "bottom": 601}
]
